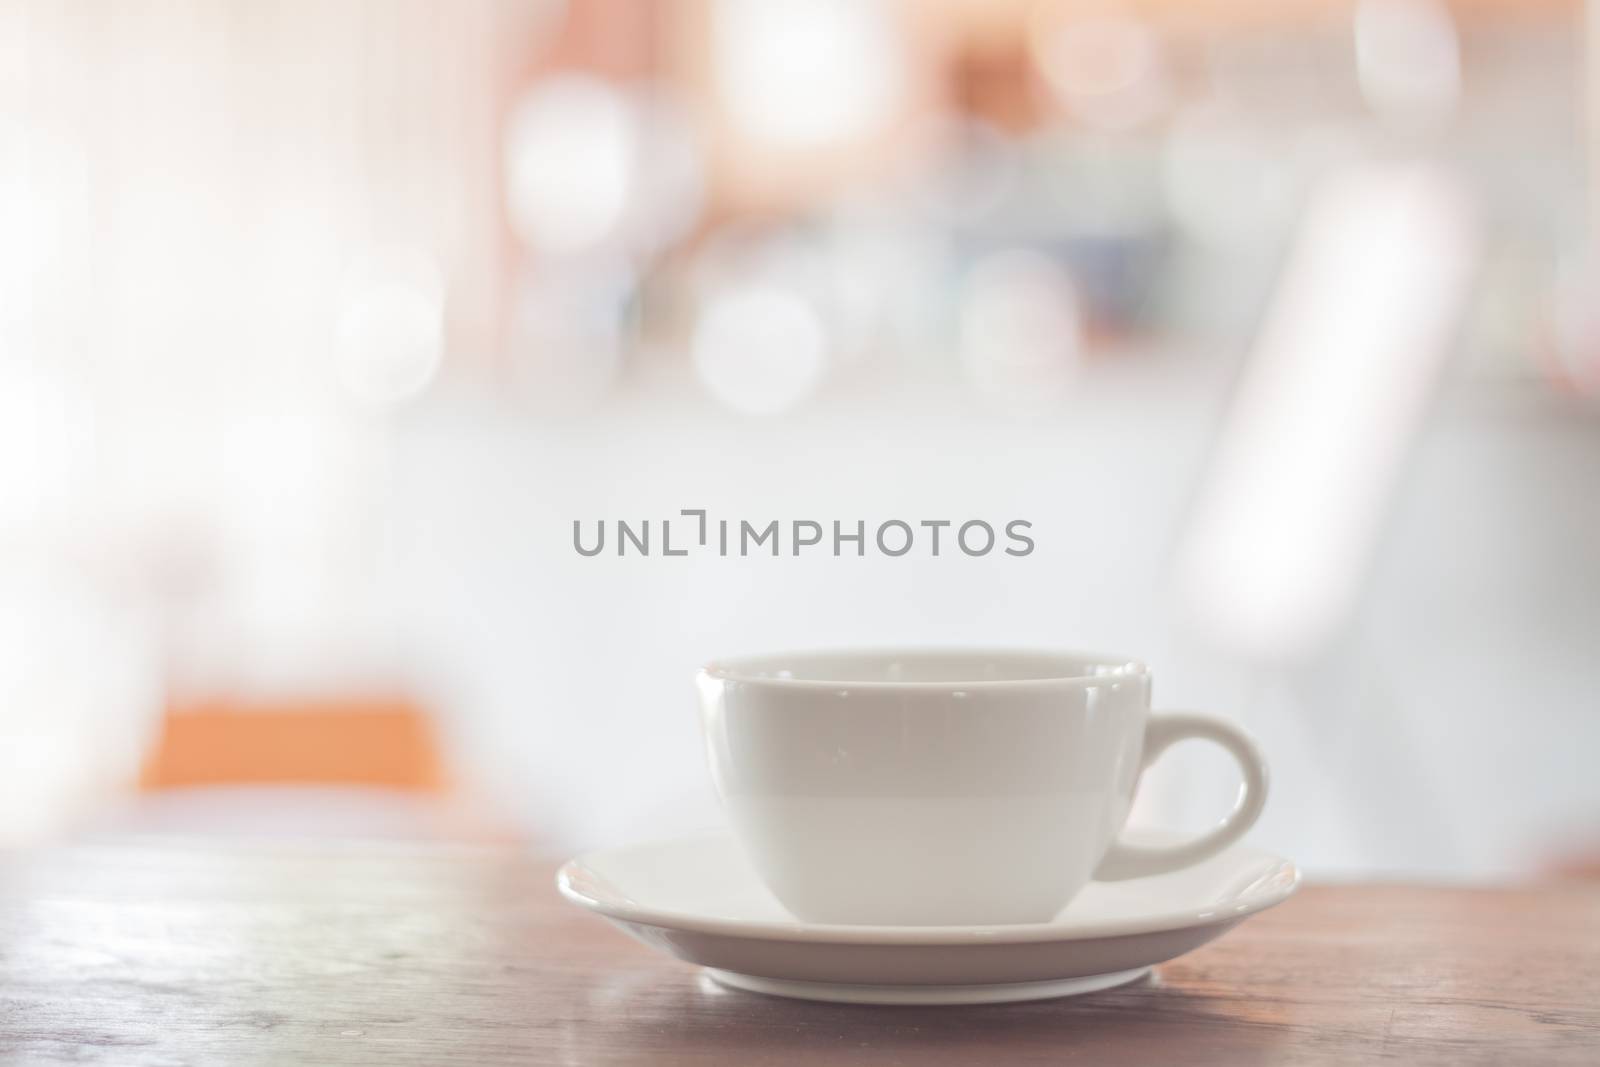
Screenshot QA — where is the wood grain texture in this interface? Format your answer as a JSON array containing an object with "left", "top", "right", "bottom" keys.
[{"left": 0, "top": 837, "right": 1596, "bottom": 1065}]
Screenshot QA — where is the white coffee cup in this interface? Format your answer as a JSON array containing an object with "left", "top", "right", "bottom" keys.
[{"left": 697, "top": 648, "right": 1268, "bottom": 926}]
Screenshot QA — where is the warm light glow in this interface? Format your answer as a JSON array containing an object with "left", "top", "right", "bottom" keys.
[
  {"left": 692, "top": 283, "right": 827, "bottom": 415},
  {"left": 0, "top": 361, "right": 94, "bottom": 532},
  {"left": 1176, "top": 165, "right": 1479, "bottom": 660},
  {"left": 505, "top": 78, "right": 703, "bottom": 259},
  {"left": 713, "top": 0, "right": 904, "bottom": 149},
  {"left": 1355, "top": 0, "right": 1461, "bottom": 127},
  {"left": 1030, "top": 5, "right": 1170, "bottom": 130},
  {"left": 958, "top": 250, "right": 1083, "bottom": 415},
  {"left": 334, "top": 248, "right": 446, "bottom": 409},
  {"left": 0, "top": 118, "right": 89, "bottom": 331},
  {"left": 0, "top": 570, "right": 159, "bottom": 844},
  {"left": 505, "top": 76, "right": 635, "bottom": 254}
]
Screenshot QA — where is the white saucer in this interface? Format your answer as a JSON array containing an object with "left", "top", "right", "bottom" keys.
[{"left": 557, "top": 832, "right": 1299, "bottom": 1005}]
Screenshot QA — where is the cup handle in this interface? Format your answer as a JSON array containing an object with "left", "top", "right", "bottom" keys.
[{"left": 1094, "top": 711, "right": 1269, "bottom": 881}]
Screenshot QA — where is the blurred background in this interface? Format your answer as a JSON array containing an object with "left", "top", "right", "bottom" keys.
[{"left": 4, "top": 0, "right": 1598, "bottom": 880}]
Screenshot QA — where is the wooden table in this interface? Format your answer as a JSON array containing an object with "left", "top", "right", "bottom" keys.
[{"left": 1, "top": 836, "right": 1596, "bottom": 1065}]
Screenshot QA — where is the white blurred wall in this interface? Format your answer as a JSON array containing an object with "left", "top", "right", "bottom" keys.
[{"left": 383, "top": 361, "right": 1600, "bottom": 881}]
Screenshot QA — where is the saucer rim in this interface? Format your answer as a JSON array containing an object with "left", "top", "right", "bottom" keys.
[{"left": 556, "top": 833, "right": 1300, "bottom": 946}]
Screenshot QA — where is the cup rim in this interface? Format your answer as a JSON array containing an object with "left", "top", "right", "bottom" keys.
[{"left": 698, "top": 647, "right": 1150, "bottom": 690}]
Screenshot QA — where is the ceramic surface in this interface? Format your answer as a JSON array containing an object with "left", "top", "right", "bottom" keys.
[
  {"left": 557, "top": 833, "right": 1299, "bottom": 1004},
  {"left": 696, "top": 648, "right": 1268, "bottom": 924}
]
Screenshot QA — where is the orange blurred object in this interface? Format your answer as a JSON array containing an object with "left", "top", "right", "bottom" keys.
[{"left": 140, "top": 696, "right": 447, "bottom": 792}]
